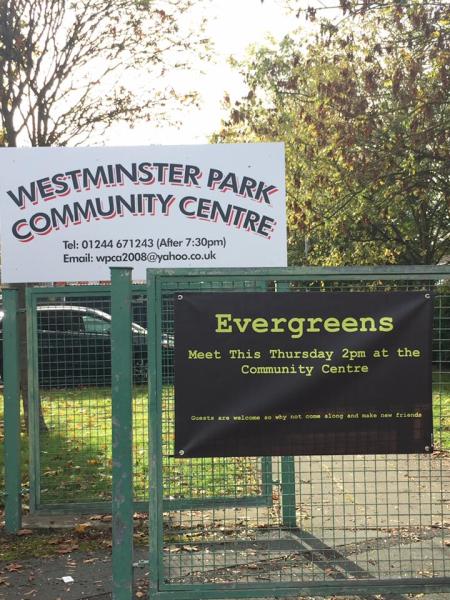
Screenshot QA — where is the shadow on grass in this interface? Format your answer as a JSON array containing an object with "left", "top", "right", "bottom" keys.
[{"left": 39, "top": 431, "right": 112, "bottom": 504}]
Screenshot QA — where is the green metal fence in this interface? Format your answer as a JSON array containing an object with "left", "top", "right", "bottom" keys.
[
  {"left": 147, "top": 266, "right": 450, "bottom": 599},
  {"left": 2, "top": 265, "right": 449, "bottom": 598},
  {"left": 8, "top": 284, "right": 270, "bottom": 514}
]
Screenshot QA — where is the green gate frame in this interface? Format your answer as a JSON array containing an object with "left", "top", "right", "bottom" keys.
[
  {"left": 3, "top": 282, "right": 272, "bottom": 520},
  {"left": 25, "top": 282, "right": 138, "bottom": 514},
  {"left": 146, "top": 265, "right": 450, "bottom": 600}
]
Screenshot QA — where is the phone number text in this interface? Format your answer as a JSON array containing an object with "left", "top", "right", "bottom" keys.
[{"left": 62, "top": 237, "right": 226, "bottom": 251}]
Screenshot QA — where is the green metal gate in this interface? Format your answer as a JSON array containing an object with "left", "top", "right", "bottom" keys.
[
  {"left": 20, "top": 284, "right": 271, "bottom": 514},
  {"left": 147, "top": 266, "right": 450, "bottom": 599}
]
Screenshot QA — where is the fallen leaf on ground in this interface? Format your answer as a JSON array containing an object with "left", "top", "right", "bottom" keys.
[
  {"left": 57, "top": 544, "right": 79, "bottom": 554},
  {"left": 5, "top": 563, "right": 23, "bottom": 572},
  {"left": 74, "top": 523, "right": 91, "bottom": 534},
  {"left": 101, "top": 515, "right": 112, "bottom": 522},
  {"left": 17, "top": 529, "right": 33, "bottom": 536},
  {"left": 182, "top": 545, "right": 199, "bottom": 552}
]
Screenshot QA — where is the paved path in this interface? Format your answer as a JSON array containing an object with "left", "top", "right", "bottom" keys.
[
  {"left": 1, "top": 454, "right": 449, "bottom": 599},
  {"left": 0, "top": 543, "right": 449, "bottom": 600}
]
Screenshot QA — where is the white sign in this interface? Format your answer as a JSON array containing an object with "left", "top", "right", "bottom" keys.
[{"left": 0, "top": 144, "right": 286, "bottom": 283}]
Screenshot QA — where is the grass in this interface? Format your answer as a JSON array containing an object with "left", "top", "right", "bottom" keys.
[
  {"left": 433, "top": 372, "right": 450, "bottom": 450},
  {"left": 0, "top": 374, "right": 449, "bottom": 509},
  {"left": 0, "top": 385, "right": 261, "bottom": 507}
]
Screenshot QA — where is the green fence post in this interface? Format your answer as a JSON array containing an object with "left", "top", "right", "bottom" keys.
[
  {"left": 274, "top": 279, "right": 297, "bottom": 529},
  {"left": 3, "top": 288, "right": 22, "bottom": 533},
  {"left": 26, "top": 287, "right": 40, "bottom": 513},
  {"left": 261, "top": 456, "right": 273, "bottom": 505},
  {"left": 111, "top": 267, "right": 134, "bottom": 600},
  {"left": 281, "top": 456, "right": 297, "bottom": 528},
  {"left": 147, "top": 270, "right": 163, "bottom": 599}
]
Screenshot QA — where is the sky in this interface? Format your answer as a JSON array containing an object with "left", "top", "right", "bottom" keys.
[{"left": 104, "top": 0, "right": 312, "bottom": 146}]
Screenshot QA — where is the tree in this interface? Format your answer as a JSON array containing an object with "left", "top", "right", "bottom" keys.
[
  {"left": 0, "top": 0, "right": 209, "bottom": 146},
  {"left": 0, "top": 0, "right": 210, "bottom": 428},
  {"left": 214, "top": 1, "right": 450, "bottom": 266}
]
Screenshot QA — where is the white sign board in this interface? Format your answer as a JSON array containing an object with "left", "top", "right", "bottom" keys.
[{"left": 0, "top": 144, "right": 286, "bottom": 283}]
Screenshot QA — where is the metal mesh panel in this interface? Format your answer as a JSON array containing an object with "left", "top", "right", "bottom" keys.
[
  {"left": 33, "top": 292, "right": 114, "bottom": 506},
  {"left": 149, "top": 271, "right": 450, "bottom": 597},
  {"left": 30, "top": 285, "right": 268, "bottom": 510},
  {"left": 132, "top": 291, "right": 150, "bottom": 504},
  {"left": 29, "top": 287, "right": 151, "bottom": 508},
  {"left": 160, "top": 280, "right": 267, "bottom": 508}
]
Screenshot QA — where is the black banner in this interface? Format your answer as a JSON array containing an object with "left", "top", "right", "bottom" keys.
[{"left": 174, "top": 292, "right": 433, "bottom": 457}]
